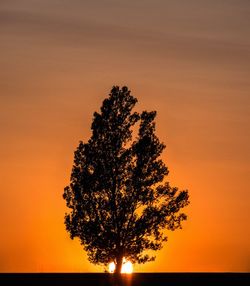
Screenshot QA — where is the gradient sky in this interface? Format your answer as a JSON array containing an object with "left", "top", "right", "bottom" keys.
[{"left": 0, "top": 0, "right": 249, "bottom": 272}]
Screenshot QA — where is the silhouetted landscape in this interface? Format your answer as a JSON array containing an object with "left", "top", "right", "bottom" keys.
[
  {"left": 1, "top": 0, "right": 250, "bottom": 278},
  {"left": 1, "top": 273, "right": 249, "bottom": 286}
]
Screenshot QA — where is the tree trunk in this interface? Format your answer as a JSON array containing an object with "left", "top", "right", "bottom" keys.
[{"left": 115, "top": 254, "right": 123, "bottom": 274}]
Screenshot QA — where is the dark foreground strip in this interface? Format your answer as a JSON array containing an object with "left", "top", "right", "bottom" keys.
[{"left": 0, "top": 272, "right": 249, "bottom": 286}]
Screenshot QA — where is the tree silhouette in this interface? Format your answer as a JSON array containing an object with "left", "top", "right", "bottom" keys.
[{"left": 63, "top": 86, "right": 189, "bottom": 273}]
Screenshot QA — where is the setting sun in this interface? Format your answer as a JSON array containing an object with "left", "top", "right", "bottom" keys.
[
  {"left": 108, "top": 258, "right": 133, "bottom": 274},
  {"left": 121, "top": 259, "right": 133, "bottom": 274}
]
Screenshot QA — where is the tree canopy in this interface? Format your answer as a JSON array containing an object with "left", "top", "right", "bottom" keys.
[{"left": 63, "top": 86, "right": 189, "bottom": 273}]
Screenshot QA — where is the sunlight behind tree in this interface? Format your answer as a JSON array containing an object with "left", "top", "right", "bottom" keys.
[{"left": 108, "top": 258, "right": 133, "bottom": 274}]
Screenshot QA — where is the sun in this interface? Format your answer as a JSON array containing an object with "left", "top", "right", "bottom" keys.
[
  {"left": 108, "top": 258, "right": 133, "bottom": 274},
  {"left": 108, "top": 262, "right": 116, "bottom": 273},
  {"left": 121, "top": 259, "right": 133, "bottom": 274}
]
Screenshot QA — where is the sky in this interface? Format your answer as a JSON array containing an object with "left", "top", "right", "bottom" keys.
[{"left": 0, "top": 0, "right": 249, "bottom": 272}]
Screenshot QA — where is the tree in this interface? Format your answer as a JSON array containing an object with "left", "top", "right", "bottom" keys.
[{"left": 63, "top": 86, "right": 189, "bottom": 273}]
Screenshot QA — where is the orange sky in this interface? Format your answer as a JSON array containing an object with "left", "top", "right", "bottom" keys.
[{"left": 0, "top": 0, "right": 249, "bottom": 272}]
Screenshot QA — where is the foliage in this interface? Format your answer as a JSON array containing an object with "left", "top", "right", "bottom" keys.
[{"left": 63, "top": 86, "right": 189, "bottom": 272}]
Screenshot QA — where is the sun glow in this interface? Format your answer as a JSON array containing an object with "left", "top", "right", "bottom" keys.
[
  {"left": 108, "top": 262, "right": 116, "bottom": 273},
  {"left": 108, "top": 258, "right": 133, "bottom": 274},
  {"left": 121, "top": 259, "right": 133, "bottom": 274}
]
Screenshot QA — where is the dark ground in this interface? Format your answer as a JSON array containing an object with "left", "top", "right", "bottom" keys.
[{"left": 0, "top": 273, "right": 249, "bottom": 286}]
